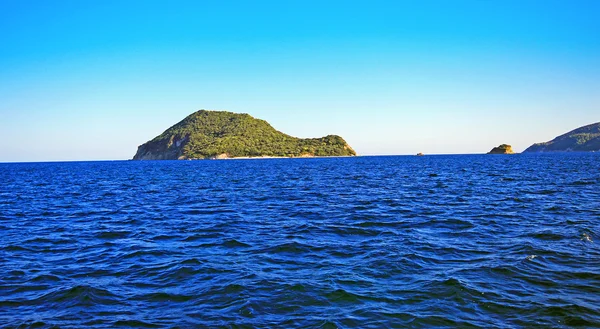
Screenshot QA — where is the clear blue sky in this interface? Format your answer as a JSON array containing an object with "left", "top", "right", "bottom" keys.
[{"left": 1, "top": 0, "right": 598, "bottom": 161}]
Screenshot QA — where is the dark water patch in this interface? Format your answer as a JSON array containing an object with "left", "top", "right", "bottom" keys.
[
  {"left": 263, "top": 242, "right": 313, "bottom": 255},
  {"left": 6, "top": 270, "right": 27, "bottom": 277},
  {"left": 7, "top": 285, "right": 124, "bottom": 308},
  {"left": 154, "top": 265, "right": 201, "bottom": 282},
  {"left": 536, "top": 305, "right": 600, "bottom": 326},
  {"left": 325, "top": 288, "right": 362, "bottom": 303},
  {"left": 179, "top": 258, "right": 204, "bottom": 265},
  {"left": 96, "top": 230, "right": 130, "bottom": 239},
  {"left": 117, "top": 250, "right": 170, "bottom": 260},
  {"left": 546, "top": 205, "right": 562, "bottom": 212},
  {"left": 136, "top": 292, "right": 195, "bottom": 303},
  {"left": 222, "top": 239, "right": 252, "bottom": 248},
  {"left": 530, "top": 230, "right": 565, "bottom": 241},
  {"left": 330, "top": 225, "right": 381, "bottom": 237},
  {"left": 526, "top": 189, "right": 560, "bottom": 195},
  {"left": 22, "top": 237, "right": 72, "bottom": 245},
  {"left": 113, "top": 320, "right": 162, "bottom": 328},
  {"left": 6, "top": 283, "right": 53, "bottom": 294},
  {"left": 151, "top": 234, "right": 176, "bottom": 241},
  {"left": 569, "top": 179, "right": 596, "bottom": 186},
  {"left": 355, "top": 220, "right": 400, "bottom": 228},
  {"left": 3, "top": 245, "right": 35, "bottom": 252},
  {"left": 9, "top": 321, "right": 59, "bottom": 329},
  {"left": 223, "top": 283, "right": 245, "bottom": 293},
  {"left": 181, "top": 231, "right": 226, "bottom": 242}
]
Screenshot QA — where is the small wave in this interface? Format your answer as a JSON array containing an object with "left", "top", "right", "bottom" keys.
[
  {"left": 137, "top": 292, "right": 195, "bottom": 303},
  {"left": 182, "top": 232, "right": 226, "bottom": 242},
  {"left": 222, "top": 239, "right": 251, "bottom": 248},
  {"left": 3, "top": 245, "right": 34, "bottom": 252},
  {"left": 325, "top": 288, "right": 362, "bottom": 303},
  {"left": 154, "top": 265, "right": 201, "bottom": 282},
  {"left": 331, "top": 226, "right": 380, "bottom": 237},
  {"left": 117, "top": 250, "right": 166, "bottom": 260},
  {"left": 356, "top": 221, "right": 399, "bottom": 228},
  {"left": 431, "top": 218, "right": 475, "bottom": 229},
  {"left": 563, "top": 271, "right": 600, "bottom": 280},
  {"left": 424, "top": 278, "right": 488, "bottom": 300},
  {"left": 352, "top": 204, "right": 374, "bottom": 211},
  {"left": 179, "top": 258, "right": 204, "bottom": 265},
  {"left": 289, "top": 283, "right": 306, "bottom": 292},
  {"left": 535, "top": 305, "right": 599, "bottom": 326},
  {"left": 30, "top": 285, "right": 122, "bottom": 307},
  {"left": 7, "top": 270, "right": 26, "bottom": 276},
  {"left": 264, "top": 242, "right": 312, "bottom": 254},
  {"left": 151, "top": 234, "right": 176, "bottom": 241},
  {"left": 224, "top": 283, "right": 245, "bottom": 293},
  {"left": 31, "top": 274, "right": 61, "bottom": 282},
  {"left": 22, "top": 237, "right": 61, "bottom": 245},
  {"left": 10, "top": 320, "right": 54, "bottom": 329}
]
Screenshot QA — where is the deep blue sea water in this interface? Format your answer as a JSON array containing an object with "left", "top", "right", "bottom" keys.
[{"left": 1, "top": 154, "right": 599, "bottom": 328}]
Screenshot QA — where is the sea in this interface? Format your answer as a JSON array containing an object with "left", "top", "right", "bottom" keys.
[{"left": 1, "top": 154, "right": 599, "bottom": 328}]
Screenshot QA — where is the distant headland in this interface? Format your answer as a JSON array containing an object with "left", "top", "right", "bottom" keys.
[
  {"left": 524, "top": 122, "right": 600, "bottom": 153},
  {"left": 133, "top": 110, "right": 356, "bottom": 160}
]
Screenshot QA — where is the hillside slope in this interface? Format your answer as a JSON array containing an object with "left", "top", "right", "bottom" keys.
[{"left": 524, "top": 122, "right": 600, "bottom": 152}]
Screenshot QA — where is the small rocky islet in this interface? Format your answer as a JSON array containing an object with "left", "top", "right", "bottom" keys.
[
  {"left": 133, "top": 110, "right": 356, "bottom": 160},
  {"left": 488, "top": 144, "right": 515, "bottom": 154}
]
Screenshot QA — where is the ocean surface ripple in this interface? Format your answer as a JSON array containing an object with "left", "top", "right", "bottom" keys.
[{"left": 1, "top": 154, "right": 599, "bottom": 328}]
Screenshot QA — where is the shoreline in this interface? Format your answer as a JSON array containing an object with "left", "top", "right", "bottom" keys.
[{"left": 201, "top": 154, "right": 358, "bottom": 160}]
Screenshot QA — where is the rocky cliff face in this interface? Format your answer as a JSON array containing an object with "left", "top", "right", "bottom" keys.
[
  {"left": 133, "top": 135, "right": 190, "bottom": 160},
  {"left": 488, "top": 144, "right": 515, "bottom": 154},
  {"left": 133, "top": 110, "right": 356, "bottom": 160},
  {"left": 524, "top": 122, "right": 600, "bottom": 153}
]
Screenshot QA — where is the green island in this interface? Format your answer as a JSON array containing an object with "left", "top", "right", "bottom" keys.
[
  {"left": 524, "top": 122, "right": 600, "bottom": 152},
  {"left": 133, "top": 110, "right": 356, "bottom": 160}
]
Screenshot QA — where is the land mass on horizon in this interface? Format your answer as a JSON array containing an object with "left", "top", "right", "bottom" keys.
[
  {"left": 133, "top": 110, "right": 356, "bottom": 160},
  {"left": 488, "top": 144, "right": 515, "bottom": 154},
  {"left": 524, "top": 122, "right": 600, "bottom": 153}
]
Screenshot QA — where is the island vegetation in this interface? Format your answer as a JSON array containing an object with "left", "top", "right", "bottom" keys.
[{"left": 133, "top": 110, "right": 356, "bottom": 160}]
